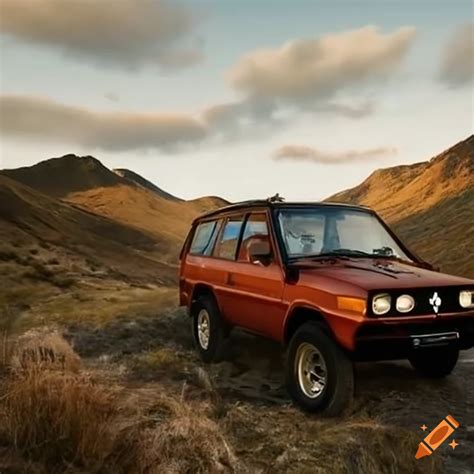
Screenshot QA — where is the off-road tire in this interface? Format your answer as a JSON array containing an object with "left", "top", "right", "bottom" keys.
[
  {"left": 285, "top": 322, "right": 354, "bottom": 416},
  {"left": 409, "top": 346, "right": 459, "bottom": 378},
  {"left": 192, "top": 296, "right": 228, "bottom": 363}
]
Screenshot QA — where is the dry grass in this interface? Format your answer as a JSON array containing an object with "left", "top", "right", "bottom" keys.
[
  {"left": 223, "top": 405, "right": 442, "bottom": 474},
  {"left": 138, "top": 396, "right": 237, "bottom": 473},
  {"left": 314, "top": 420, "right": 439, "bottom": 474},
  {"left": 11, "top": 330, "right": 81, "bottom": 372},
  {"left": 25, "top": 286, "right": 177, "bottom": 328},
  {"left": 0, "top": 330, "right": 445, "bottom": 474},
  {"left": 141, "top": 415, "right": 236, "bottom": 473},
  {"left": 0, "top": 333, "right": 238, "bottom": 474},
  {"left": 1, "top": 370, "right": 118, "bottom": 471},
  {"left": 0, "top": 333, "right": 119, "bottom": 472},
  {"left": 131, "top": 348, "right": 189, "bottom": 382},
  {"left": 0, "top": 305, "right": 21, "bottom": 369},
  {"left": 0, "top": 321, "right": 444, "bottom": 474}
]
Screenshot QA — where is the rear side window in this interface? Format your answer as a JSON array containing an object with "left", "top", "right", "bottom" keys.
[
  {"left": 190, "top": 220, "right": 220, "bottom": 256},
  {"left": 242, "top": 213, "right": 269, "bottom": 242},
  {"left": 214, "top": 215, "right": 244, "bottom": 260}
]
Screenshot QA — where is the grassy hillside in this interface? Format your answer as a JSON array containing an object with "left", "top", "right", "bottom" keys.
[
  {"left": 1, "top": 155, "right": 228, "bottom": 264},
  {"left": 113, "top": 168, "right": 183, "bottom": 201},
  {"left": 0, "top": 174, "right": 178, "bottom": 297},
  {"left": 328, "top": 135, "right": 474, "bottom": 278}
]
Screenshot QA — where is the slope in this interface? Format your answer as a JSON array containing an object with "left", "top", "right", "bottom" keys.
[
  {"left": 328, "top": 135, "right": 474, "bottom": 277},
  {"left": 113, "top": 168, "right": 182, "bottom": 202},
  {"left": 2, "top": 155, "right": 229, "bottom": 263},
  {"left": 0, "top": 175, "right": 176, "bottom": 287}
]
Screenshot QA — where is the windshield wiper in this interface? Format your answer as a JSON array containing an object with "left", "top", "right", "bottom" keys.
[
  {"left": 289, "top": 249, "right": 371, "bottom": 261},
  {"left": 313, "top": 249, "right": 375, "bottom": 259}
]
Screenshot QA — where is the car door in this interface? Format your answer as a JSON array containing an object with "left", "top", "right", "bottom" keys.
[
  {"left": 221, "top": 211, "right": 286, "bottom": 339},
  {"left": 181, "top": 218, "right": 228, "bottom": 306},
  {"left": 210, "top": 213, "right": 247, "bottom": 323}
]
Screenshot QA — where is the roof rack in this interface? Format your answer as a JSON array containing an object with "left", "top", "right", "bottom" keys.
[{"left": 193, "top": 198, "right": 372, "bottom": 222}]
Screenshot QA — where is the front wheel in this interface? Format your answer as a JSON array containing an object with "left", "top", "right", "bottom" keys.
[
  {"left": 285, "top": 323, "right": 354, "bottom": 416},
  {"left": 409, "top": 346, "right": 459, "bottom": 378}
]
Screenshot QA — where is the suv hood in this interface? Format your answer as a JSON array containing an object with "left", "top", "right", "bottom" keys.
[{"left": 292, "top": 258, "right": 474, "bottom": 290}]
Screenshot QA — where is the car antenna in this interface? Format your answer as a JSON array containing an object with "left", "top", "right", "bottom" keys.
[{"left": 267, "top": 193, "right": 285, "bottom": 203}]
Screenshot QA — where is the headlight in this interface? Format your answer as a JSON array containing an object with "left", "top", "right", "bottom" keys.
[
  {"left": 396, "top": 294, "right": 415, "bottom": 313},
  {"left": 372, "top": 293, "right": 391, "bottom": 315},
  {"left": 459, "top": 290, "right": 474, "bottom": 308}
]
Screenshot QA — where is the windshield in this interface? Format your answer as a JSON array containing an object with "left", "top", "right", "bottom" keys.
[{"left": 278, "top": 207, "right": 413, "bottom": 261}]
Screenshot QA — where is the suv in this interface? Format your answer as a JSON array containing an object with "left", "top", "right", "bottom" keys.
[{"left": 179, "top": 199, "right": 474, "bottom": 415}]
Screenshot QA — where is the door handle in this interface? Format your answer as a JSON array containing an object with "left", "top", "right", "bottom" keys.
[{"left": 227, "top": 272, "right": 235, "bottom": 286}]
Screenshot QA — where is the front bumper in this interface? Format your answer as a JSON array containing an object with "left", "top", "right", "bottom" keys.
[{"left": 353, "top": 314, "right": 474, "bottom": 361}]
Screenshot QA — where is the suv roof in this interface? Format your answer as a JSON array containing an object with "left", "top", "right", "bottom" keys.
[{"left": 195, "top": 199, "right": 373, "bottom": 222}]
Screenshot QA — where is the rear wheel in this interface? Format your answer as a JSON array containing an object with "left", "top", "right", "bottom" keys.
[
  {"left": 285, "top": 323, "right": 354, "bottom": 416},
  {"left": 409, "top": 346, "right": 459, "bottom": 378},
  {"left": 192, "top": 296, "right": 228, "bottom": 363}
]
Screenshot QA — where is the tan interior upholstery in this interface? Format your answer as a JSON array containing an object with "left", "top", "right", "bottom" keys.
[{"left": 239, "top": 234, "right": 270, "bottom": 261}]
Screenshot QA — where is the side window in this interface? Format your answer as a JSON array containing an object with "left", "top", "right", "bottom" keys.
[
  {"left": 238, "top": 213, "right": 271, "bottom": 261},
  {"left": 214, "top": 215, "right": 244, "bottom": 260},
  {"left": 190, "top": 220, "right": 221, "bottom": 256}
]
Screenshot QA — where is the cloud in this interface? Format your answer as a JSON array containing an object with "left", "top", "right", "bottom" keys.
[
  {"left": 202, "top": 99, "right": 283, "bottom": 138},
  {"left": 0, "top": 0, "right": 202, "bottom": 70},
  {"left": 227, "top": 26, "right": 416, "bottom": 104},
  {"left": 104, "top": 92, "right": 120, "bottom": 103},
  {"left": 201, "top": 98, "right": 374, "bottom": 140},
  {"left": 205, "top": 26, "right": 416, "bottom": 134},
  {"left": 0, "top": 95, "right": 207, "bottom": 152},
  {"left": 440, "top": 24, "right": 474, "bottom": 87},
  {"left": 0, "top": 26, "right": 415, "bottom": 153},
  {"left": 273, "top": 145, "right": 397, "bottom": 164}
]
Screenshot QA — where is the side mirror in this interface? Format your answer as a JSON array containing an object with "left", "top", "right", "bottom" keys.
[{"left": 248, "top": 241, "right": 272, "bottom": 265}]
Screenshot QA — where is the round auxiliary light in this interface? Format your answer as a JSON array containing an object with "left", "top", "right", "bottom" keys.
[
  {"left": 459, "top": 290, "right": 474, "bottom": 308},
  {"left": 372, "top": 293, "right": 391, "bottom": 315},
  {"left": 396, "top": 294, "right": 415, "bottom": 313}
]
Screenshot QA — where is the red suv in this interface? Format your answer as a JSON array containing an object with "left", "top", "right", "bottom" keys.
[{"left": 179, "top": 199, "right": 474, "bottom": 415}]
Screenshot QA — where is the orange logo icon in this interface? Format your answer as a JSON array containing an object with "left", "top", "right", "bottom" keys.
[{"left": 415, "top": 415, "right": 460, "bottom": 459}]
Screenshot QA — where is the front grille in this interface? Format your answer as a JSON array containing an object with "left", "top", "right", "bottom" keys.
[
  {"left": 367, "top": 286, "right": 473, "bottom": 317},
  {"left": 353, "top": 317, "right": 474, "bottom": 360}
]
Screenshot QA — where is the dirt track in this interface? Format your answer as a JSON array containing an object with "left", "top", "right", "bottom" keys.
[{"left": 67, "top": 308, "right": 474, "bottom": 474}]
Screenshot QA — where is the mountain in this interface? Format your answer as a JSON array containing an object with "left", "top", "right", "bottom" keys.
[
  {"left": 1, "top": 155, "right": 229, "bottom": 263},
  {"left": 1, "top": 154, "right": 124, "bottom": 198},
  {"left": 328, "top": 135, "right": 474, "bottom": 278},
  {"left": 113, "top": 168, "right": 182, "bottom": 202},
  {"left": 0, "top": 175, "right": 176, "bottom": 287}
]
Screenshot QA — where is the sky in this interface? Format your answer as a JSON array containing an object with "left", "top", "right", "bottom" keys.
[{"left": 0, "top": 0, "right": 473, "bottom": 202}]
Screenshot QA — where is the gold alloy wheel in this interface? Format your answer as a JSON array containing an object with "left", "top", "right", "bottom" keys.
[{"left": 296, "top": 342, "right": 327, "bottom": 399}]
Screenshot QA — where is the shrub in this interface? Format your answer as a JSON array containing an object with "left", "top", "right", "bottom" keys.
[
  {"left": 1, "top": 369, "right": 118, "bottom": 471},
  {"left": 0, "top": 249, "right": 17, "bottom": 261},
  {"left": 0, "top": 249, "right": 24, "bottom": 264},
  {"left": 52, "top": 276, "right": 75, "bottom": 289},
  {"left": 12, "top": 331, "right": 81, "bottom": 373},
  {"left": 22, "top": 261, "right": 75, "bottom": 289}
]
